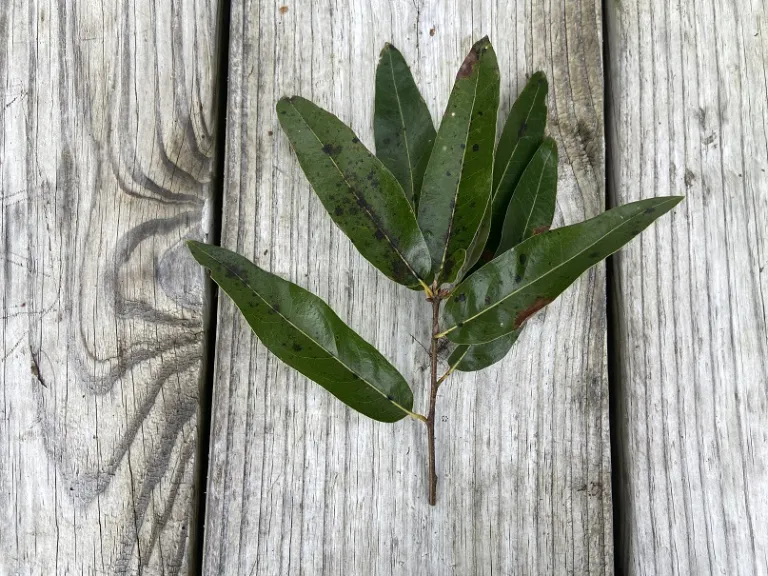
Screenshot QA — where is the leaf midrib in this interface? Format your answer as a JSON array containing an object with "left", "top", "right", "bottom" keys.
[
  {"left": 436, "top": 69, "right": 482, "bottom": 280},
  {"left": 387, "top": 48, "right": 416, "bottom": 200},
  {"left": 440, "top": 199, "right": 678, "bottom": 335},
  {"left": 518, "top": 146, "right": 554, "bottom": 239},
  {"left": 285, "top": 99, "right": 426, "bottom": 288},
  {"left": 492, "top": 81, "right": 544, "bottom": 201},
  {"left": 197, "top": 243, "right": 411, "bottom": 417}
]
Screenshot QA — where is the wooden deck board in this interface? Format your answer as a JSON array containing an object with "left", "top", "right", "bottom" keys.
[
  {"left": 0, "top": 0, "right": 220, "bottom": 574},
  {"left": 606, "top": 0, "right": 768, "bottom": 573},
  {"left": 202, "top": 1, "right": 611, "bottom": 574}
]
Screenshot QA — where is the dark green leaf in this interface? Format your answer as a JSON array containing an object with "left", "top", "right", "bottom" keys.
[
  {"left": 447, "top": 329, "right": 521, "bottom": 372},
  {"left": 453, "top": 139, "right": 557, "bottom": 366},
  {"left": 374, "top": 43, "right": 436, "bottom": 209},
  {"left": 459, "top": 200, "right": 492, "bottom": 277},
  {"left": 496, "top": 137, "right": 558, "bottom": 253},
  {"left": 277, "top": 96, "right": 432, "bottom": 290},
  {"left": 485, "top": 71, "right": 549, "bottom": 256},
  {"left": 417, "top": 37, "right": 500, "bottom": 284},
  {"left": 187, "top": 241, "right": 414, "bottom": 423},
  {"left": 439, "top": 196, "right": 684, "bottom": 344}
]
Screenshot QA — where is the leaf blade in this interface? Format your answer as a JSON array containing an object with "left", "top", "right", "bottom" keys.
[
  {"left": 277, "top": 96, "right": 433, "bottom": 290},
  {"left": 188, "top": 241, "right": 414, "bottom": 422},
  {"left": 440, "top": 196, "right": 684, "bottom": 344},
  {"left": 448, "top": 329, "right": 521, "bottom": 372},
  {"left": 497, "top": 137, "right": 558, "bottom": 253},
  {"left": 417, "top": 37, "right": 500, "bottom": 284},
  {"left": 485, "top": 71, "right": 549, "bottom": 255},
  {"left": 374, "top": 43, "right": 436, "bottom": 209}
]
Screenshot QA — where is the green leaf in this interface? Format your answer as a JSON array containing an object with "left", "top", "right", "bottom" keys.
[
  {"left": 453, "top": 139, "right": 557, "bottom": 367},
  {"left": 374, "top": 43, "right": 436, "bottom": 209},
  {"left": 277, "top": 96, "right": 433, "bottom": 290},
  {"left": 485, "top": 71, "right": 549, "bottom": 256},
  {"left": 187, "top": 241, "right": 415, "bottom": 423},
  {"left": 439, "top": 196, "right": 684, "bottom": 344},
  {"left": 496, "top": 137, "right": 558, "bottom": 254},
  {"left": 448, "top": 329, "right": 521, "bottom": 372},
  {"left": 417, "top": 37, "right": 500, "bottom": 284},
  {"left": 459, "top": 200, "right": 492, "bottom": 277}
]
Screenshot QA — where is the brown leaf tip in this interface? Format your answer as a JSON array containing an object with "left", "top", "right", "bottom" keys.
[
  {"left": 514, "top": 297, "right": 553, "bottom": 328},
  {"left": 457, "top": 37, "right": 491, "bottom": 80},
  {"left": 457, "top": 50, "right": 479, "bottom": 79}
]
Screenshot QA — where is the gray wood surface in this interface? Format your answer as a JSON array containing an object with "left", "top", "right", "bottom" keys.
[
  {"left": 0, "top": 0, "right": 219, "bottom": 574},
  {"left": 203, "top": 1, "right": 611, "bottom": 574},
  {"left": 606, "top": 0, "right": 768, "bottom": 573}
]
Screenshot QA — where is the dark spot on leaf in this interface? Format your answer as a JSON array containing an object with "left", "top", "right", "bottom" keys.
[
  {"left": 518, "top": 122, "right": 528, "bottom": 137},
  {"left": 519, "top": 253, "right": 527, "bottom": 265},
  {"left": 472, "top": 143, "right": 480, "bottom": 152},
  {"left": 272, "top": 304, "right": 280, "bottom": 313},
  {"left": 456, "top": 48, "right": 479, "bottom": 79},
  {"left": 335, "top": 206, "right": 344, "bottom": 216},
  {"left": 323, "top": 143, "right": 342, "bottom": 155},
  {"left": 446, "top": 171, "right": 452, "bottom": 177},
  {"left": 589, "top": 251, "right": 599, "bottom": 259},
  {"left": 532, "top": 225, "right": 550, "bottom": 235},
  {"left": 457, "top": 322, "right": 464, "bottom": 328},
  {"left": 460, "top": 143, "right": 466, "bottom": 149},
  {"left": 454, "top": 293, "right": 466, "bottom": 303},
  {"left": 514, "top": 297, "right": 553, "bottom": 328},
  {"left": 644, "top": 207, "right": 656, "bottom": 214},
  {"left": 484, "top": 295, "right": 491, "bottom": 305},
  {"left": 292, "top": 343, "right": 302, "bottom": 352},
  {"left": 478, "top": 110, "right": 483, "bottom": 116},
  {"left": 391, "top": 257, "right": 409, "bottom": 280},
  {"left": 352, "top": 137, "right": 359, "bottom": 143},
  {"left": 374, "top": 230, "right": 385, "bottom": 240},
  {"left": 387, "top": 394, "right": 395, "bottom": 401},
  {"left": 514, "top": 275, "right": 521, "bottom": 282}
]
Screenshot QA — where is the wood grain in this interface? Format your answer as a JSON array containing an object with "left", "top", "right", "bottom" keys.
[
  {"left": 0, "top": 0, "right": 219, "bottom": 573},
  {"left": 204, "top": 0, "right": 611, "bottom": 574},
  {"left": 606, "top": 0, "right": 768, "bottom": 573}
]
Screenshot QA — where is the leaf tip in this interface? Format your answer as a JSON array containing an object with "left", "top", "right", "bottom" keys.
[{"left": 530, "top": 70, "right": 548, "bottom": 87}]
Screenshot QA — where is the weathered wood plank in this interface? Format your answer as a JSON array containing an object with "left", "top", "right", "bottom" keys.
[
  {"left": 204, "top": 0, "right": 611, "bottom": 574},
  {"left": 606, "top": 0, "right": 768, "bottom": 573},
  {"left": 0, "top": 0, "right": 219, "bottom": 573}
]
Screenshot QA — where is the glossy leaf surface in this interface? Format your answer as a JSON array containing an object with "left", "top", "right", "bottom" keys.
[
  {"left": 440, "top": 196, "right": 684, "bottom": 344},
  {"left": 453, "top": 140, "right": 557, "bottom": 367},
  {"left": 497, "top": 137, "right": 558, "bottom": 253},
  {"left": 277, "top": 96, "right": 432, "bottom": 290},
  {"left": 417, "top": 37, "right": 500, "bottom": 284},
  {"left": 485, "top": 71, "right": 548, "bottom": 255},
  {"left": 374, "top": 43, "right": 436, "bottom": 209},
  {"left": 448, "top": 329, "right": 521, "bottom": 372},
  {"left": 188, "top": 241, "right": 414, "bottom": 422},
  {"left": 459, "top": 200, "right": 492, "bottom": 277}
]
